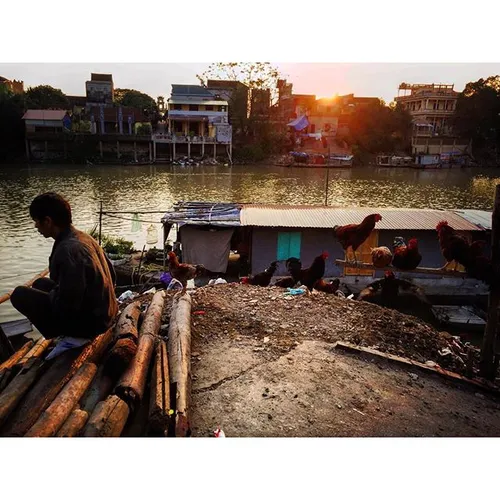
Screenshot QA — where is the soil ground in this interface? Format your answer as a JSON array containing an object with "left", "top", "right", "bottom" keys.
[{"left": 188, "top": 284, "right": 500, "bottom": 437}]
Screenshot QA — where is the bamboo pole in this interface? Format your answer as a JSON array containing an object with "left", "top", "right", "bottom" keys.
[
  {"left": 168, "top": 292, "right": 192, "bottom": 437},
  {"left": 335, "top": 259, "right": 468, "bottom": 277},
  {"left": 0, "top": 358, "right": 45, "bottom": 429},
  {"left": 0, "top": 268, "right": 49, "bottom": 306},
  {"left": 148, "top": 339, "right": 171, "bottom": 436},
  {"left": 480, "top": 185, "right": 500, "bottom": 380},
  {"left": 26, "top": 362, "right": 98, "bottom": 437},
  {"left": 0, "top": 340, "right": 34, "bottom": 371},
  {"left": 1, "top": 326, "right": 114, "bottom": 437},
  {"left": 82, "top": 395, "right": 130, "bottom": 437}
]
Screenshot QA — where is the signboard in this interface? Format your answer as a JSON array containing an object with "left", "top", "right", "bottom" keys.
[{"left": 215, "top": 124, "right": 232, "bottom": 144}]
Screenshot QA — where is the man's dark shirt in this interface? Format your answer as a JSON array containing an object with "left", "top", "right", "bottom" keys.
[{"left": 48, "top": 226, "right": 118, "bottom": 337}]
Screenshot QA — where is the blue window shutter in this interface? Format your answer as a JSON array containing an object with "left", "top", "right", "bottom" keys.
[
  {"left": 289, "top": 232, "right": 301, "bottom": 259},
  {"left": 277, "top": 232, "right": 291, "bottom": 261},
  {"left": 277, "top": 232, "right": 301, "bottom": 261}
]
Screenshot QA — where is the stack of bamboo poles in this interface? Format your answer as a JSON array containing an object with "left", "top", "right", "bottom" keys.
[{"left": 0, "top": 290, "right": 193, "bottom": 438}]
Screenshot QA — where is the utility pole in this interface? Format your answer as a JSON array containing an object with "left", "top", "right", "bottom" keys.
[
  {"left": 324, "top": 167, "right": 330, "bottom": 206},
  {"left": 479, "top": 184, "right": 500, "bottom": 380},
  {"left": 98, "top": 201, "right": 103, "bottom": 246}
]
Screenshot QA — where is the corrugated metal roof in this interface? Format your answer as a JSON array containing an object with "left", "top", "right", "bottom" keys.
[
  {"left": 162, "top": 201, "right": 241, "bottom": 227},
  {"left": 240, "top": 205, "right": 483, "bottom": 231},
  {"left": 453, "top": 209, "right": 492, "bottom": 230},
  {"left": 22, "top": 110, "right": 67, "bottom": 121}
]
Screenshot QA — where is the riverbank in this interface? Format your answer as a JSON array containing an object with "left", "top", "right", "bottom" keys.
[{"left": 188, "top": 284, "right": 500, "bottom": 437}]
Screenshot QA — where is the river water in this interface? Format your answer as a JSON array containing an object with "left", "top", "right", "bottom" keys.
[{"left": 1, "top": 163, "right": 499, "bottom": 322}]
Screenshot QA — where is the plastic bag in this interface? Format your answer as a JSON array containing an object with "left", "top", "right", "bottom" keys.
[
  {"left": 118, "top": 290, "right": 137, "bottom": 302},
  {"left": 131, "top": 213, "right": 142, "bottom": 233}
]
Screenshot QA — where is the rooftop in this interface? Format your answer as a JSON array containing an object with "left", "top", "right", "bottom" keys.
[
  {"left": 90, "top": 73, "right": 113, "bottom": 82},
  {"left": 171, "top": 85, "right": 215, "bottom": 98},
  {"left": 162, "top": 202, "right": 490, "bottom": 231},
  {"left": 22, "top": 110, "right": 67, "bottom": 121}
]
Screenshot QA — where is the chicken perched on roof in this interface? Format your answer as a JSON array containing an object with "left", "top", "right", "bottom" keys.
[{"left": 333, "top": 214, "right": 382, "bottom": 264}]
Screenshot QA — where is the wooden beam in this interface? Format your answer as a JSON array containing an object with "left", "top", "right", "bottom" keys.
[
  {"left": 168, "top": 292, "right": 192, "bottom": 437},
  {"left": 335, "top": 259, "right": 467, "bottom": 277},
  {"left": 148, "top": 339, "right": 171, "bottom": 436},
  {"left": 480, "top": 184, "right": 500, "bottom": 380},
  {"left": 83, "top": 394, "right": 130, "bottom": 437}
]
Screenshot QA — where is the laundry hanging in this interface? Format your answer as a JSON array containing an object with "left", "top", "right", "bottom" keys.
[{"left": 131, "top": 213, "right": 142, "bottom": 233}]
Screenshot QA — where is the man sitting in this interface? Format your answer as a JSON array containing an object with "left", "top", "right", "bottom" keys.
[{"left": 11, "top": 192, "right": 118, "bottom": 340}]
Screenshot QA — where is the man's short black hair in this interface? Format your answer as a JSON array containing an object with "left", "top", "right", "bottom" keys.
[{"left": 29, "top": 192, "right": 72, "bottom": 227}]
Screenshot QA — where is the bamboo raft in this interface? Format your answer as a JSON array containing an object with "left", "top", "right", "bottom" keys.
[{"left": 0, "top": 288, "right": 192, "bottom": 438}]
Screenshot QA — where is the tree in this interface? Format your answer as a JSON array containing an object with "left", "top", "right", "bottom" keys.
[
  {"left": 0, "top": 86, "right": 25, "bottom": 161},
  {"left": 114, "top": 89, "right": 157, "bottom": 113},
  {"left": 25, "top": 85, "right": 69, "bottom": 110},
  {"left": 453, "top": 76, "right": 500, "bottom": 159},
  {"left": 197, "top": 62, "right": 281, "bottom": 102}
]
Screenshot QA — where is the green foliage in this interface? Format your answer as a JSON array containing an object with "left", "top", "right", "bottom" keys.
[
  {"left": 233, "top": 144, "right": 267, "bottom": 162},
  {"left": 101, "top": 235, "right": 134, "bottom": 256},
  {"left": 25, "top": 85, "right": 69, "bottom": 110},
  {"left": 114, "top": 88, "right": 157, "bottom": 113},
  {"left": 0, "top": 86, "right": 25, "bottom": 161},
  {"left": 453, "top": 76, "right": 500, "bottom": 158},
  {"left": 135, "top": 122, "right": 152, "bottom": 135},
  {"left": 348, "top": 100, "right": 412, "bottom": 154},
  {"left": 71, "top": 120, "right": 91, "bottom": 133}
]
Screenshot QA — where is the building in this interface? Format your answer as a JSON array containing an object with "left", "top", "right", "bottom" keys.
[
  {"left": 151, "top": 84, "right": 232, "bottom": 161},
  {"left": 250, "top": 88, "right": 271, "bottom": 119},
  {"left": 88, "top": 106, "right": 148, "bottom": 134},
  {"left": 85, "top": 73, "right": 114, "bottom": 108},
  {"left": 206, "top": 79, "right": 249, "bottom": 124},
  {"left": 0, "top": 76, "right": 24, "bottom": 94},
  {"left": 394, "top": 83, "right": 470, "bottom": 155},
  {"left": 162, "top": 202, "right": 491, "bottom": 298}
]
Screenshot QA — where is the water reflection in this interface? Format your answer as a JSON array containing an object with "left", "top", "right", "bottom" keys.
[{"left": 0, "top": 163, "right": 499, "bottom": 321}]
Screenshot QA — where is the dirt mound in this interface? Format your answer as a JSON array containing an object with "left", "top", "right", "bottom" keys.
[{"left": 191, "top": 284, "right": 476, "bottom": 375}]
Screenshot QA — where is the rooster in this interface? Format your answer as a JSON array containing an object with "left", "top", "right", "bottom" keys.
[
  {"left": 333, "top": 214, "right": 382, "bottom": 263},
  {"left": 436, "top": 221, "right": 475, "bottom": 271},
  {"left": 464, "top": 240, "right": 493, "bottom": 285},
  {"left": 241, "top": 261, "right": 277, "bottom": 287},
  {"left": 313, "top": 278, "right": 340, "bottom": 294},
  {"left": 392, "top": 237, "right": 422, "bottom": 271},
  {"left": 167, "top": 251, "right": 206, "bottom": 293},
  {"left": 274, "top": 276, "right": 298, "bottom": 288},
  {"left": 371, "top": 246, "right": 393, "bottom": 268},
  {"left": 291, "top": 252, "right": 329, "bottom": 290}
]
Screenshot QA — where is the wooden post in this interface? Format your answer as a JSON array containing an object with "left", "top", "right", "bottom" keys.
[
  {"left": 98, "top": 200, "right": 103, "bottom": 246},
  {"left": 149, "top": 142, "right": 152, "bottom": 162},
  {"left": 25, "top": 139, "right": 30, "bottom": 160},
  {"left": 134, "top": 141, "right": 137, "bottom": 162},
  {"left": 154, "top": 140, "right": 157, "bottom": 161},
  {"left": 148, "top": 339, "right": 171, "bottom": 436},
  {"left": 99, "top": 140, "right": 103, "bottom": 158},
  {"left": 324, "top": 167, "right": 330, "bottom": 206},
  {"left": 83, "top": 394, "right": 130, "bottom": 437},
  {"left": 173, "top": 141, "right": 176, "bottom": 161},
  {"left": 188, "top": 138, "right": 191, "bottom": 159},
  {"left": 480, "top": 185, "right": 500, "bottom": 380},
  {"left": 202, "top": 138, "right": 205, "bottom": 157},
  {"left": 116, "top": 140, "right": 120, "bottom": 160},
  {"left": 168, "top": 292, "right": 192, "bottom": 437},
  {"left": 213, "top": 143, "right": 216, "bottom": 160},
  {"left": 0, "top": 340, "right": 33, "bottom": 372}
]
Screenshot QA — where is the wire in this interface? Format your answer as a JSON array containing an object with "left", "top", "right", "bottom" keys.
[{"left": 102, "top": 213, "right": 162, "bottom": 224}]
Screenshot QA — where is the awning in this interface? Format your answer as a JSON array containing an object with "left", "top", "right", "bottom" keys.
[{"left": 287, "top": 115, "right": 309, "bottom": 131}]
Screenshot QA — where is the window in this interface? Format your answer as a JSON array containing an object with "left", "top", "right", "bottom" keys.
[
  {"left": 173, "top": 104, "right": 182, "bottom": 111},
  {"left": 277, "top": 232, "right": 301, "bottom": 261},
  {"left": 205, "top": 105, "right": 214, "bottom": 111},
  {"left": 189, "top": 104, "right": 198, "bottom": 111}
]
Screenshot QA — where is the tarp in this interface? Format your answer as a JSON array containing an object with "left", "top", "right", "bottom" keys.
[
  {"left": 179, "top": 226, "right": 235, "bottom": 273},
  {"left": 287, "top": 115, "right": 309, "bottom": 131}
]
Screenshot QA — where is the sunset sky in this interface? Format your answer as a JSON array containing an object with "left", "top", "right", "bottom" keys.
[{"left": 2, "top": 63, "right": 500, "bottom": 104}]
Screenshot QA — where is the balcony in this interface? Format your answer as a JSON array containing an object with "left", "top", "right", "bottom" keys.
[{"left": 152, "top": 134, "right": 219, "bottom": 144}]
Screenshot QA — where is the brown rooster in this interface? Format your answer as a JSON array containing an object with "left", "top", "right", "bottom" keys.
[
  {"left": 313, "top": 278, "right": 340, "bottom": 294},
  {"left": 289, "top": 252, "right": 329, "bottom": 290},
  {"left": 436, "top": 221, "right": 474, "bottom": 271},
  {"left": 333, "top": 214, "right": 382, "bottom": 263},
  {"left": 371, "top": 246, "right": 393, "bottom": 268},
  {"left": 167, "top": 251, "right": 206, "bottom": 293}
]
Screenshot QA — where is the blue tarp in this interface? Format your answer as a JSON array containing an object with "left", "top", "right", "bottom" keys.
[{"left": 287, "top": 115, "right": 309, "bottom": 131}]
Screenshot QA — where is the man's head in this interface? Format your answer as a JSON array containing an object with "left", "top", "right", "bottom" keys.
[{"left": 29, "top": 192, "right": 72, "bottom": 239}]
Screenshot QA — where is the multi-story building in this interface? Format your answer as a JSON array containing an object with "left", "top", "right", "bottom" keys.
[
  {"left": 0, "top": 75, "right": 24, "bottom": 94},
  {"left": 206, "top": 79, "right": 249, "bottom": 125},
  {"left": 394, "top": 82, "right": 469, "bottom": 155},
  {"left": 85, "top": 73, "right": 114, "bottom": 109}
]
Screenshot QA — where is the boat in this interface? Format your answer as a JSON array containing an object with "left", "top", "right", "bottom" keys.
[
  {"left": 375, "top": 155, "right": 414, "bottom": 167},
  {"left": 432, "top": 305, "right": 486, "bottom": 333},
  {"left": 288, "top": 151, "right": 353, "bottom": 168}
]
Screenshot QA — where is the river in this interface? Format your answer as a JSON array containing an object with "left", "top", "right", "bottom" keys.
[{"left": 1, "top": 163, "right": 499, "bottom": 322}]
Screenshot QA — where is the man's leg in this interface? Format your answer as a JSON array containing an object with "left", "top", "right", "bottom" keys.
[
  {"left": 10, "top": 286, "right": 60, "bottom": 339},
  {"left": 32, "top": 277, "right": 57, "bottom": 293}
]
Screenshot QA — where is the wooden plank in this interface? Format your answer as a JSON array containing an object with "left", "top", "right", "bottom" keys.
[
  {"left": 168, "top": 292, "right": 192, "bottom": 437},
  {"left": 480, "top": 184, "right": 500, "bottom": 379},
  {"left": 333, "top": 341, "right": 500, "bottom": 396},
  {"left": 0, "top": 319, "right": 32, "bottom": 337},
  {"left": 335, "top": 259, "right": 467, "bottom": 277}
]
